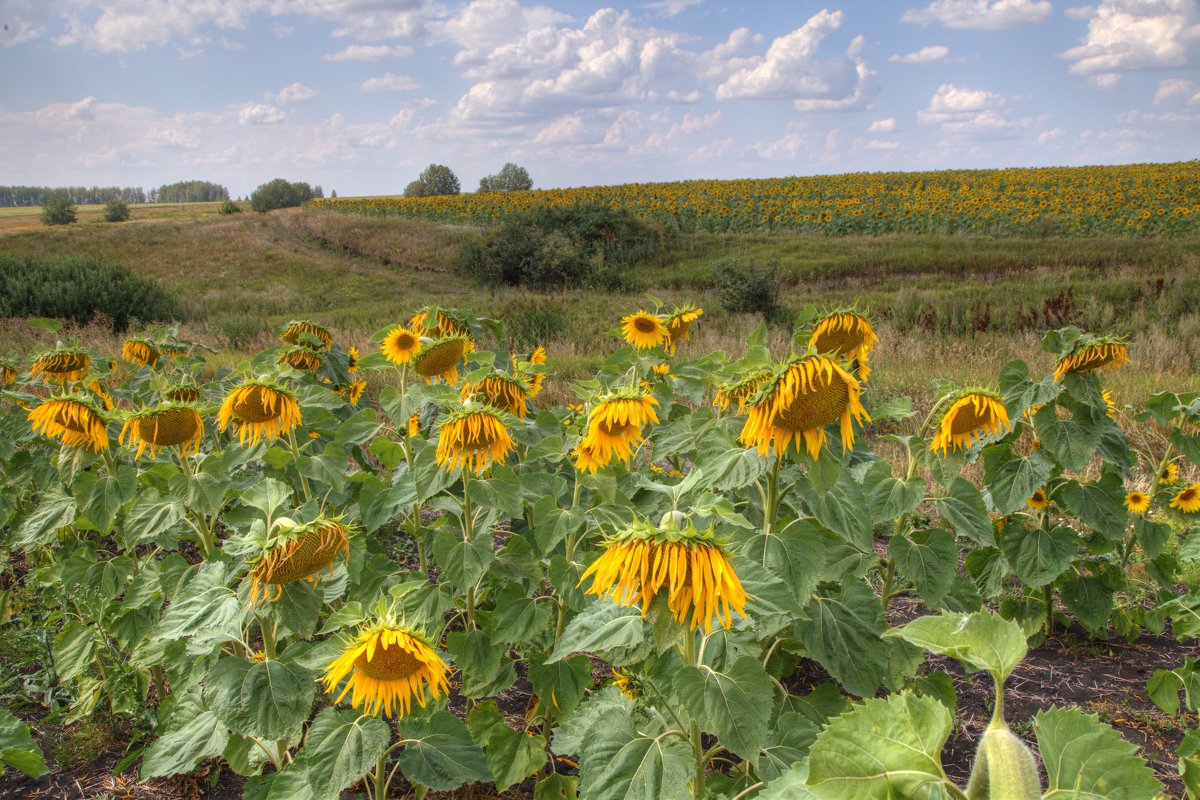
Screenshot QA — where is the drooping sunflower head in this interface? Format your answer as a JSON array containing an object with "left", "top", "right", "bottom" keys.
[
  {"left": 1171, "top": 483, "right": 1200, "bottom": 514},
  {"left": 381, "top": 325, "right": 423, "bottom": 366},
  {"left": 930, "top": 390, "right": 1012, "bottom": 456},
  {"left": 579, "top": 517, "right": 749, "bottom": 633},
  {"left": 164, "top": 382, "right": 202, "bottom": 403},
  {"left": 281, "top": 320, "right": 333, "bottom": 351},
  {"left": 121, "top": 338, "right": 160, "bottom": 369},
  {"left": 664, "top": 305, "right": 704, "bottom": 354},
  {"left": 279, "top": 346, "right": 322, "bottom": 372},
  {"left": 808, "top": 310, "right": 879, "bottom": 381},
  {"left": 621, "top": 310, "right": 669, "bottom": 350},
  {"left": 1027, "top": 489, "right": 1049, "bottom": 511},
  {"left": 713, "top": 369, "right": 773, "bottom": 415},
  {"left": 29, "top": 347, "right": 90, "bottom": 383},
  {"left": 28, "top": 394, "right": 109, "bottom": 451},
  {"left": 88, "top": 379, "right": 115, "bottom": 411},
  {"left": 1124, "top": 491, "right": 1150, "bottom": 515},
  {"left": 322, "top": 613, "right": 450, "bottom": 718},
  {"left": 435, "top": 405, "right": 515, "bottom": 473},
  {"left": 739, "top": 355, "right": 870, "bottom": 460},
  {"left": 461, "top": 373, "right": 531, "bottom": 419},
  {"left": 1102, "top": 388, "right": 1117, "bottom": 418},
  {"left": 247, "top": 517, "right": 351, "bottom": 606},
  {"left": 119, "top": 404, "right": 204, "bottom": 459},
  {"left": 410, "top": 307, "right": 473, "bottom": 340},
  {"left": 217, "top": 380, "right": 302, "bottom": 446},
  {"left": 1053, "top": 335, "right": 1130, "bottom": 382},
  {"left": 412, "top": 335, "right": 469, "bottom": 385},
  {"left": 0, "top": 360, "right": 17, "bottom": 385},
  {"left": 574, "top": 388, "right": 660, "bottom": 473}
]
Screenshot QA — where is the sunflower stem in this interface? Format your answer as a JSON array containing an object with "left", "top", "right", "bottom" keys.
[
  {"left": 1043, "top": 584, "right": 1054, "bottom": 639},
  {"left": 763, "top": 457, "right": 782, "bottom": 536},
  {"left": 287, "top": 430, "right": 313, "bottom": 503},
  {"left": 555, "top": 472, "right": 586, "bottom": 640},
  {"left": 371, "top": 746, "right": 389, "bottom": 799},
  {"left": 261, "top": 618, "right": 278, "bottom": 659},
  {"left": 689, "top": 720, "right": 706, "bottom": 800}
]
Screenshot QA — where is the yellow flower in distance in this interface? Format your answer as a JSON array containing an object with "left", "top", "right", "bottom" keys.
[
  {"left": 435, "top": 405, "right": 514, "bottom": 473},
  {"left": 621, "top": 310, "right": 669, "bottom": 349},
  {"left": 739, "top": 355, "right": 869, "bottom": 460},
  {"left": 322, "top": 619, "right": 450, "bottom": 718},
  {"left": 1102, "top": 388, "right": 1117, "bottom": 418},
  {"left": 412, "top": 335, "right": 469, "bottom": 385},
  {"left": 28, "top": 395, "right": 109, "bottom": 451},
  {"left": 347, "top": 347, "right": 360, "bottom": 373},
  {"left": 462, "top": 373, "right": 531, "bottom": 418},
  {"left": 579, "top": 519, "right": 748, "bottom": 633},
  {"left": 1053, "top": 336, "right": 1129, "bottom": 381},
  {"left": 121, "top": 338, "right": 160, "bottom": 369},
  {"left": 1171, "top": 483, "right": 1200, "bottom": 513},
  {"left": 665, "top": 306, "right": 703, "bottom": 354},
  {"left": 574, "top": 389, "right": 660, "bottom": 473},
  {"left": 808, "top": 311, "right": 879, "bottom": 381},
  {"left": 1, "top": 361, "right": 16, "bottom": 385},
  {"left": 1027, "top": 489, "right": 1049, "bottom": 511},
  {"left": 247, "top": 518, "right": 350, "bottom": 606},
  {"left": 930, "top": 391, "right": 1011, "bottom": 455},
  {"left": 346, "top": 379, "right": 366, "bottom": 406},
  {"left": 1161, "top": 463, "right": 1179, "bottom": 485},
  {"left": 281, "top": 319, "right": 333, "bottom": 351},
  {"left": 29, "top": 348, "right": 90, "bottom": 383},
  {"left": 1124, "top": 491, "right": 1150, "bottom": 515},
  {"left": 381, "top": 326, "right": 422, "bottom": 365},
  {"left": 119, "top": 405, "right": 204, "bottom": 459},
  {"left": 217, "top": 382, "right": 302, "bottom": 446}
]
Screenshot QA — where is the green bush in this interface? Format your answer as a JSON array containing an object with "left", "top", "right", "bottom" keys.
[
  {"left": 712, "top": 256, "right": 782, "bottom": 317},
  {"left": 0, "top": 254, "right": 180, "bottom": 332},
  {"left": 218, "top": 199, "right": 242, "bottom": 215},
  {"left": 102, "top": 199, "right": 130, "bottom": 222},
  {"left": 40, "top": 192, "right": 76, "bottom": 226},
  {"left": 250, "top": 179, "right": 315, "bottom": 213}
]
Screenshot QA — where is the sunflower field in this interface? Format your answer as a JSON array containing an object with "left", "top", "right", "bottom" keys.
[
  {"left": 309, "top": 161, "right": 1200, "bottom": 237},
  {"left": 3, "top": 302, "right": 1200, "bottom": 800}
]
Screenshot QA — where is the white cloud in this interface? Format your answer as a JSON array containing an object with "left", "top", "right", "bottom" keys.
[
  {"left": 868, "top": 118, "right": 897, "bottom": 132},
  {"left": 51, "top": 0, "right": 260, "bottom": 53},
  {"left": 269, "top": 82, "right": 317, "bottom": 104},
  {"left": 1155, "top": 78, "right": 1200, "bottom": 105},
  {"left": 1036, "top": 127, "right": 1065, "bottom": 144},
  {"left": 642, "top": 0, "right": 703, "bottom": 17},
  {"left": 888, "top": 45, "right": 962, "bottom": 64},
  {"left": 238, "top": 103, "right": 286, "bottom": 125},
  {"left": 917, "top": 83, "right": 1029, "bottom": 136},
  {"left": 533, "top": 114, "right": 591, "bottom": 144},
  {"left": 361, "top": 73, "right": 421, "bottom": 92},
  {"left": 667, "top": 89, "right": 701, "bottom": 103},
  {"left": 323, "top": 44, "right": 415, "bottom": 61},
  {"left": 1060, "top": 0, "right": 1200, "bottom": 84},
  {"left": 1064, "top": 6, "right": 1094, "bottom": 20},
  {"left": 901, "top": 0, "right": 1052, "bottom": 30},
  {"left": 441, "top": 0, "right": 569, "bottom": 68}
]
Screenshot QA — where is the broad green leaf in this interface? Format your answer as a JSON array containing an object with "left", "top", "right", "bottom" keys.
[
  {"left": 1035, "top": 404, "right": 1103, "bottom": 472},
  {"left": 467, "top": 701, "right": 548, "bottom": 792},
  {"left": 807, "top": 692, "right": 952, "bottom": 800},
  {"left": 883, "top": 610, "right": 1027, "bottom": 683},
  {"left": 292, "top": 707, "right": 390, "bottom": 800},
  {"left": 393, "top": 710, "right": 491, "bottom": 792},
  {"left": 862, "top": 462, "right": 924, "bottom": 524},
  {"left": 1059, "top": 473, "right": 1129, "bottom": 542},
  {"left": 797, "top": 580, "right": 890, "bottom": 697},
  {"left": 758, "top": 713, "right": 818, "bottom": 783},
  {"left": 983, "top": 445, "right": 1054, "bottom": 516},
  {"left": 999, "top": 524, "right": 1077, "bottom": 588},
  {"left": 549, "top": 599, "right": 650, "bottom": 665},
  {"left": 891, "top": 529, "right": 957, "bottom": 605},
  {"left": 758, "top": 760, "right": 818, "bottom": 800},
  {"left": 445, "top": 629, "right": 516, "bottom": 698},
  {"left": 76, "top": 465, "right": 138, "bottom": 533},
  {"left": 15, "top": 485, "right": 76, "bottom": 548},
  {"left": 491, "top": 582, "right": 552, "bottom": 644},
  {"left": 552, "top": 686, "right": 634, "bottom": 757},
  {"left": 123, "top": 494, "right": 186, "bottom": 547},
  {"left": 802, "top": 472, "right": 874, "bottom": 552},
  {"left": 0, "top": 709, "right": 48, "bottom": 779},
  {"left": 203, "top": 656, "right": 315, "bottom": 741},
  {"left": 140, "top": 699, "right": 229, "bottom": 778},
  {"left": 53, "top": 620, "right": 99, "bottom": 681},
  {"left": 579, "top": 715, "right": 692, "bottom": 800},
  {"left": 536, "top": 773, "right": 580, "bottom": 800},
  {"left": 674, "top": 655, "right": 776, "bottom": 762},
  {"left": 1035, "top": 706, "right": 1162, "bottom": 799},
  {"left": 936, "top": 477, "right": 995, "bottom": 547},
  {"left": 528, "top": 654, "right": 593, "bottom": 720},
  {"left": 432, "top": 530, "right": 494, "bottom": 591},
  {"left": 741, "top": 519, "right": 830, "bottom": 609},
  {"left": 999, "top": 359, "right": 1061, "bottom": 419},
  {"left": 1060, "top": 572, "right": 1115, "bottom": 633},
  {"left": 155, "top": 585, "right": 243, "bottom": 654},
  {"left": 239, "top": 477, "right": 293, "bottom": 519}
]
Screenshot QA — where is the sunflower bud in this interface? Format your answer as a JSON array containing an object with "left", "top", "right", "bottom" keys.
[{"left": 965, "top": 722, "right": 1041, "bottom": 800}]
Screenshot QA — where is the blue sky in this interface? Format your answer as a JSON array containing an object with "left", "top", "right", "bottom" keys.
[{"left": 1, "top": 0, "right": 1197, "bottom": 197}]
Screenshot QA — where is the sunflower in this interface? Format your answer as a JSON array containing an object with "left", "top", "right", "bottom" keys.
[
  {"left": 28, "top": 395, "right": 108, "bottom": 451},
  {"left": 410, "top": 307, "right": 473, "bottom": 344},
  {"left": 611, "top": 669, "right": 641, "bottom": 699},
  {"left": 664, "top": 306, "right": 703, "bottom": 355},
  {"left": 435, "top": 405, "right": 514, "bottom": 473},
  {"left": 930, "top": 390, "right": 1012, "bottom": 456},
  {"left": 461, "top": 373, "right": 531, "bottom": 418},
  {"left": 347, "top": 347, "right": 360, "bottom": 373},
  {"left": 739, "top": 355, "right": 870, "bottom": 460},
  {"left": 808, "top": 310, "right": 879, "bottom": 381},
  {"left": 346, "top": 379, "right": 366, "bottom": 406},
  {"left": 579, "top": 518, "right": 748, "bottom": 633},
  {"left": 1102, "top": 388, "right": 1117, "bottom": 418},
  {"left": 1171, "top": 484, "right": 1200, "bottom": 514},
  {"left": 1053, "top": 336, "right": 1130, "bottom": 381},
  {"left": 713, "top": 369, "right": 772, "bottom": 415},
  {"left": 1027, "top": 489, "right": 1049, "bottom": 511},
  {"left": 217, "top": 381, "right": 302, "bottom": 446},
  {"left": 513, "top": 346, "right": 548, "bottom": 397},
  {"left": 281, "top": 320, "right": 333, "bottom": 351},
  {"left": 121, "top": 338, "right": 160, "bottom": 369},
  {"left": 119, "top": 405, "right": 204, "bottom": 459},
  {"left": 412, "top": 336, "right": 469, "bottom": 385},
  {"left": 1161, "top": 463, "right": 1179, "bottom": 485},
  {"left": 574, "top": 389, "right": 660, "bottom": 473},
  {"left": 164, "top": 383, "right": 202, "bottom": 403},
  {"left": 247, "top": 518, "right": 350, "bottom": 606},
  {"left": 529, "top": 345, "right": 547, "bottom": 365},
  {"left": 652, "top": 363, "right": 671, "bottom": 376},
  {"left": 88, "top": 380, "right": 115, "bottom": 412},
  {"left": 621, "top": 310, "right": 669, "bottom": 350},
  {"left": 29, "top": 348, "right": 90, "bottom": 383},
  {"left": 0, "top": 361, "right": 16, "bottom": 385},
  {"left": 381, "top": 326, "right": 422, "bottom": 365},
  {"left": 280, "top": 347, "right": 321, "bottom": 372},
  {"left": 322, "top": 616, "right": 450, "bottom": 718},
  {"left": 1124, "top": 491, "right": 1150, "bottom": 515},
  {"left": 408, "top": 414, "right": 420, "bottom": 438}
]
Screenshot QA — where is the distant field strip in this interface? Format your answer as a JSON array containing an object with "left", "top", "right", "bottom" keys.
[{"left": 312, "top": 161, "right": 1200, "bottom": 236}]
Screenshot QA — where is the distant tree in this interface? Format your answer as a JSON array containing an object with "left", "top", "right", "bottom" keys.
[
  {"left": 103, "top": 198, "right": 130, "bottom": 222},
  {"left": 251, "top": 179, "right": 320, "bottom": 212},
  {"left": 40, "top": 192, "right": 77, "bottom": 226},
  {"left": 330, "top": 189, "right": 338, "bottom": 198},
  {"left": 404, "top": 164, "right": 460, "bottom": 198},
  {"left": 155, "top": 180, "right": 229, "bottom": 203},
  {"left": 218, "top": 199, "right": 242, "bottom": 214},
  {"left": 478, "top": 163, "right": 533, "bottom": 193}
]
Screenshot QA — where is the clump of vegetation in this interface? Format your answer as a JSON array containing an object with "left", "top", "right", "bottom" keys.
[
  {"left": 502, "top": 298, "right": 568, "bottom": 347},
  {"left": 102, "top": 199, "right": 130, "bottom": 223},
  {"left": 712, "top": 256, "right": 782, "bottom": 317},
  {"left": 0, "top": 254, "right": 179, "bottom": 331},
  {"left": 404, "top": 163, "right": 461, "bottom": 198},
  {"left": 218, "top": 199, "right": 242, "bottom": 215},
  {"left": 478, "top": 163, "right": 533, "bottom": 193},
  {"left": 250, "top": 179, "right": 322, "bottom": 213},
  {"left": 458, "top": 203, "right": 670, "bottom": 290},
  {"left": 39, "top": 192, "right": 76, "bottom": 226}
]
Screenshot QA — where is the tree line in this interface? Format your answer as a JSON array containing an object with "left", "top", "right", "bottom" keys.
[{"left": 0, "top": 180, "right": 230, "bottom": 207}]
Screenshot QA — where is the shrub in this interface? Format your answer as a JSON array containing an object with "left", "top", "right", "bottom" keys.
[
  {"left": 478, "top": 163, "right": 533, "bottom": 193},
  {"left": 0, "top": 254, "right": 180, "bottom": 332},
  {"left": 40, "top": 192, "right": 76, "bottom": 226},
  {"left": 218, "top": 200, "right": 243, "bottom": 215},
  {"left": 250, "top": 179, "right": 316, "bottom": 213},
  {"left": 404, "top": 164, "right": 460, "bottom": 198},
  {"left": 103, "top": 199, "right": 130, "bottom": 222},
  {"left": 712, "top": 256, "right": 782, "bottom": 317}
]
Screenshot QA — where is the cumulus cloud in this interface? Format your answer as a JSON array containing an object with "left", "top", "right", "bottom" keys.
[
  {"left": 901, "top": 0, "right": 1052, "bottom": 30},
  {"left": 1155, "top": 78, "right": 1200, "bottom": 106},
  {"left": 889, "top": 45, "right": 963, "bottom": 64},
  {"left": 361, "top": 73, "right": 421, "bottom": 92},
  {"left": 917, "top": 83, "right": 1029, "bottom": 136},
  {"left": 868, "top": 118, "right": 897, "bottom": 133},
  {"left": 323, "top": 44, "right": 415, "bottom": 61},
  {"left": 642, "top": 0, "right": 703, "bottom": 17},
  {"left": 1060, "top": 0, "right": 1200, "bottom": 86},
  {"left": 440, "top": 0, "right": 569, "bottom": 68},
  {"left": 269, "top": 82, "right": 317, "bottom": 104},
  {"left": 238, "top": 103, "right": 286, "bottom": 125},
  {"left": 51, "top": 0, "right": 260, "bottom": 53}
]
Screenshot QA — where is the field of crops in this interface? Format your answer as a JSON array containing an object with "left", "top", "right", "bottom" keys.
[
  {"left": 311, "top": 161, "right": 1200, "bottom": 237},
  {"left": 4, "top": 301, "right": 1200, "bottom": 799}
]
